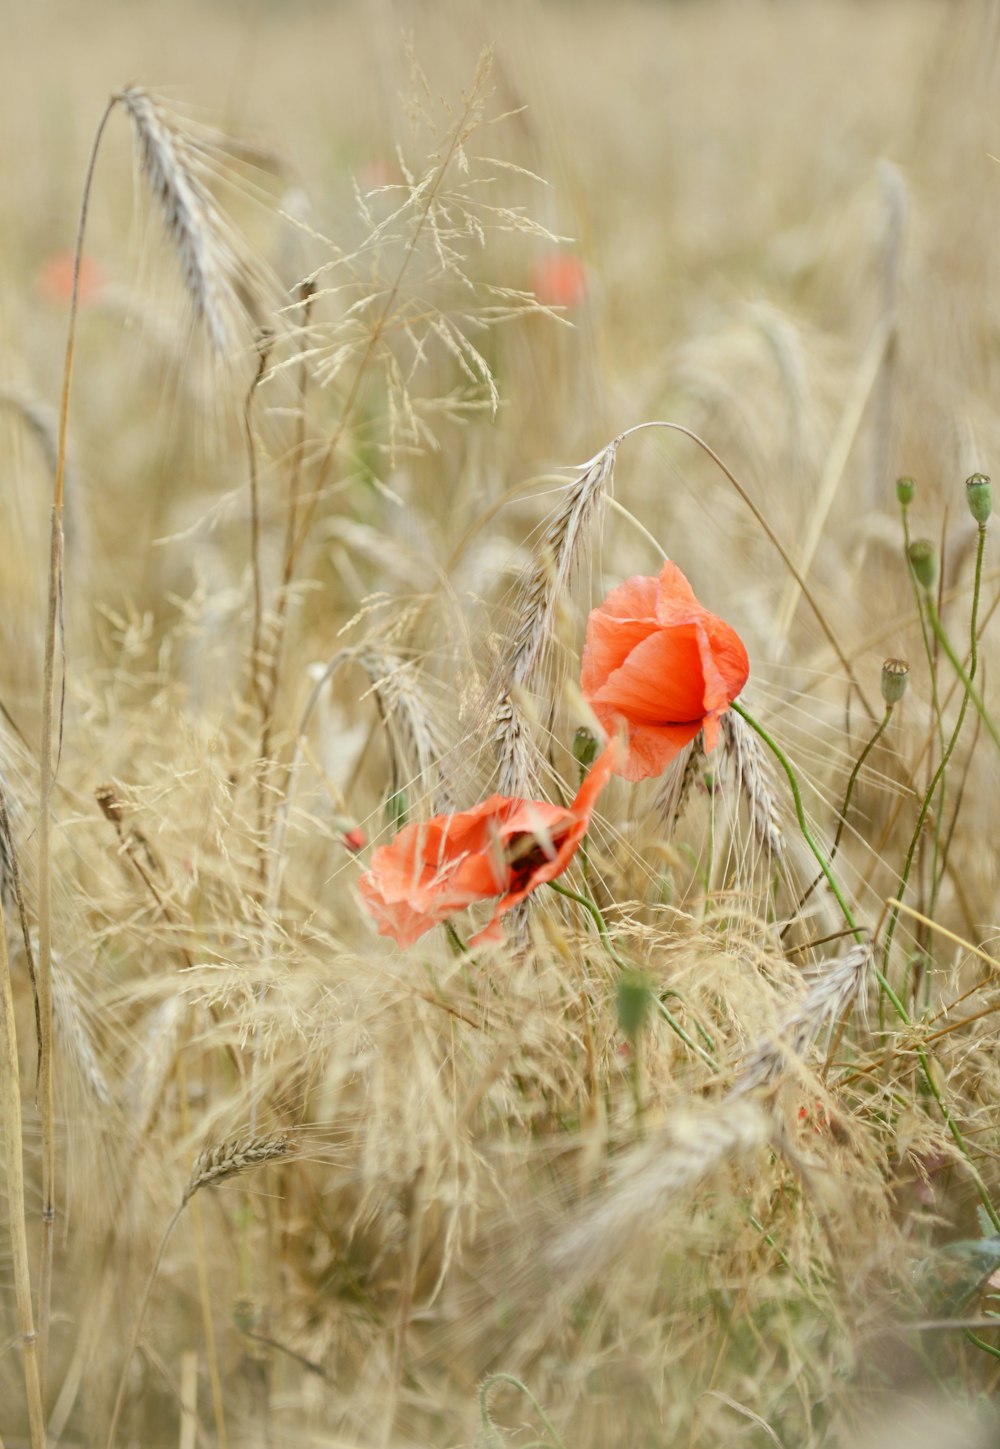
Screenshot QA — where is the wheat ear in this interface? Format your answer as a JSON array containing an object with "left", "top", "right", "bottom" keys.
[
  {"left": 731, "top": 941, "right": 873, "bottom": 1095},
  {"left": 720, "top": 707, "right": 785, "bottom": 863},
  {"left": 116, "top": 85, "right": 257, "bottom": 355},
  {"left": 493, "top": 439, "right": 620, "bottom": 796}
]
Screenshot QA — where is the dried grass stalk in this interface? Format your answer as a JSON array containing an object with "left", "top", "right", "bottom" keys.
[{"left": 493, "top": 440, "right": 620, "bottom": 796}]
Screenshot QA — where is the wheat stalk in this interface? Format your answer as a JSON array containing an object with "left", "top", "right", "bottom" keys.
[
  {"left": 493, "top": 439, "right": 620, "bottom": 796},
  {"left": 107, "top": 1131, "right": 296, "bottom": 1448}
]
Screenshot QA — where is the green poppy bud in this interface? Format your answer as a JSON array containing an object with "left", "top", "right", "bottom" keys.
[
  {"left": 907, "top": 538, "right": 938, "bottom": 591},
  {"left": 896, "top": 476, "right": 916, "bottom": 507},
  {"left": 966, "top": 472, "right": 993, "bottom": 526},
  {"left": 616, "top": 971, "right": 652, "bottom": 1041},
  {"left": 572, "top": 727, "right": 599, "bottom": 770},
  {"left": 881, "top": 658, "right": 910, "bottom": 706}
]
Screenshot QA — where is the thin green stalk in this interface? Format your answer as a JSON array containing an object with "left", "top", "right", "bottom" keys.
[
  {"left": 546, "top": 881, "right": 716, "bottom": 1067},
  {"left": 479, "top": 1373, "right": 568, "bottom": 1449},
  {"left": 925, "top": 585, "right": 1000, "bottom": 754},
  {"left": 882, "top": 524, "right": 987, "bottom": 990},
  {"left": 789, "top": 704, "right": 893, "bottom": 929},
  {"left": 729, "top": 701, "right": 861, "bottom": 943},
  {"left": 729, "top": 706, "right": 999, "bottom": 1226}
]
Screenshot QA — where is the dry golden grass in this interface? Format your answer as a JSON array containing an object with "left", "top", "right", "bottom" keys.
[{"left": 1, "top": 2, "right": 1000, "bottom": 1446}]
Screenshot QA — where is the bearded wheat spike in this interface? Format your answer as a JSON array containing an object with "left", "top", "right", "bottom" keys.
[
  {"left": 494, "top": 439, "right": 620, "bottom": 796},
  {"left": 721, "top": 707, "right": 785, "bottom": 863},
  {"left": 359, "top": 647, "right": 456, "bottom": 811},
  {"left": 183, "top": 1133, "right": 295, "bottom": 1205},
  {"left": 117, "top": 85, "right": 260, "bottom": 355},
  {"left": 731, "top": 940, "right": 873, "bottom": 1095},
  {"left": 655, "top": 736, "right": 704, "bottom": 837}
]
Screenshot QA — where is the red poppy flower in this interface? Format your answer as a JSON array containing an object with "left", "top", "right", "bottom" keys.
[
  {"left": 358, "top": 740, "right": 620, "bottom": 948},
  {"left": 532, "top": 250, "right": 588, "bottom": 309},
  {"left": 38, "top": 250, "right": 105, "bottom": 306},
  {"left": 581, "top": 561, "right": 749, "bottom": 783}
]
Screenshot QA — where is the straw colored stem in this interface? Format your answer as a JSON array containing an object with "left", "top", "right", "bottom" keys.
[
  {"left": 0, "top": 896, "right": 46, "bottom": 1449},
  {"left": 38, "top": 90, "right": 118, "bottom": 1385}
]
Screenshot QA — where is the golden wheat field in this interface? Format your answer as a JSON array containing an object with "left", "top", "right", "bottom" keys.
[{"left": 3, "top": 0, "right": 1000, "bottom": 1444}]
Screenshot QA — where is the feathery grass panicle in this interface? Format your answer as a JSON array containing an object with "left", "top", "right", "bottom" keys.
[{"left": 493, "top": 439, "right": 619, "bottom": 795}]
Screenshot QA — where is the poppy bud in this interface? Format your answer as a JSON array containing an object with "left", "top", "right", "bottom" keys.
[
  {"left": 907, "top": 538, "right": 938, "bottom": 591},
  {"left": 965, "top": 472, "right": 993, "bottom": 526},
  {"left": 616, "top": 971, "right": 652, "bottom": 1040},
  {"left": 881, "top": 658, "right": 909, "bottom": 706},
  {"left": 572, "top": 727, "right": 599, "bottom": 770},
  {"left": 896, "top": 476, "right": 916, "bottom": 507},
  {"left": 386, "top": 789, "right": 408, "bottom": 831}
]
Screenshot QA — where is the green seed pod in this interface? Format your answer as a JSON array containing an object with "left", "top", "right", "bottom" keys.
[
  {"left": 907, "top": 538, "right": 938, "bottom": 591},
  {"left": 881, "top": 658, "right": 910, "bottom": 706},
  {"left": 572, "top": 727, "right": 599, "bottom": 770},
  {"left": 966, "top": 472, "right": 993, "bottom": 526},
  {"left": 616, "top": 971, "right": 652, "bottom": 1041},
  {"left": 896, "top": 476, "right": 916, "bottom": 507}
]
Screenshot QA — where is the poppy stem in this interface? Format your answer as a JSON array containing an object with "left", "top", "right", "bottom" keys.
[
  {"left": 547, "top": 882, "right": 717, "bottom": 1068},
  {"left": 730, "top": 718, "right": 999, "bottom": 1225},
  {"left": 729, "top": 702, "right": 863, "bottom": 945},
  {"left": 546, "top": 880, "right": 628, "bottom": 970}
]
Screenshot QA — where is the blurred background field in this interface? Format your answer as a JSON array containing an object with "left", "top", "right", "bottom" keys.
[{"left": 2, "top": 1, "right": 1000, "bottom": 1446}]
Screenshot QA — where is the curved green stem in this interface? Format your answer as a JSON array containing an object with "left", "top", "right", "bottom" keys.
[
  {"left": 729, "top": 701, "right": 861, "bottom": 942},
  {"left": 479, "top": 1373, "right": 568, "bottom": 1449},
  {"left": 728, "top": 705, "right": 997, "bottom": 1218},
  {"left": 546, "top": 881, "right": 716, "bottom": 1067},
  {"left": 789, "top": 705, "right": 893, "bottom": 929}
]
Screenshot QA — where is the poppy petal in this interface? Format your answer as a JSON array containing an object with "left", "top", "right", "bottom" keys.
[{"left": 589, "top": 625, "right": 708, "bottom": 726}]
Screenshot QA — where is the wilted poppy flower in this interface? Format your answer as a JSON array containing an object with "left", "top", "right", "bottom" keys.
[
  {"left": 532, "top": 250, "right": 588, "bottom": 309},
  {"left": 359, "top": 740, "right": 619, "bottom": 948},
  {"left": 581, "top": 561, "right": 749, "bottom": 783}
]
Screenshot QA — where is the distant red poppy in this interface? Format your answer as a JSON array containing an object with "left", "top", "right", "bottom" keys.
[
  {"left": 581, "top": 562, "right": 749, "bottom": 783},
  {"left": 38, "top": 249, "right": 105, "bottom": 306},
  {"left": 359, "top": 739, "right": 620, "bottom": 948},
  {"left": 532, "top": 250, "right": 588, "bottom": 309},
  {"left": 340, "top": 826, "right": 366, "bottom": 854}
]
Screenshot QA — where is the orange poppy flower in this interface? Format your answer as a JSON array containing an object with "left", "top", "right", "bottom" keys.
[
  {"left": 38, "top": 249, "right": 105, "bottom": 306},
  {"left": 359, "top": 740, "right": 620, "bottom": 948},
  {"left": 532, "top": 250, "right": 588, "bottom": 309},
  {"left": 581, "top": 561, "right": 749, "bottom": 783}
]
